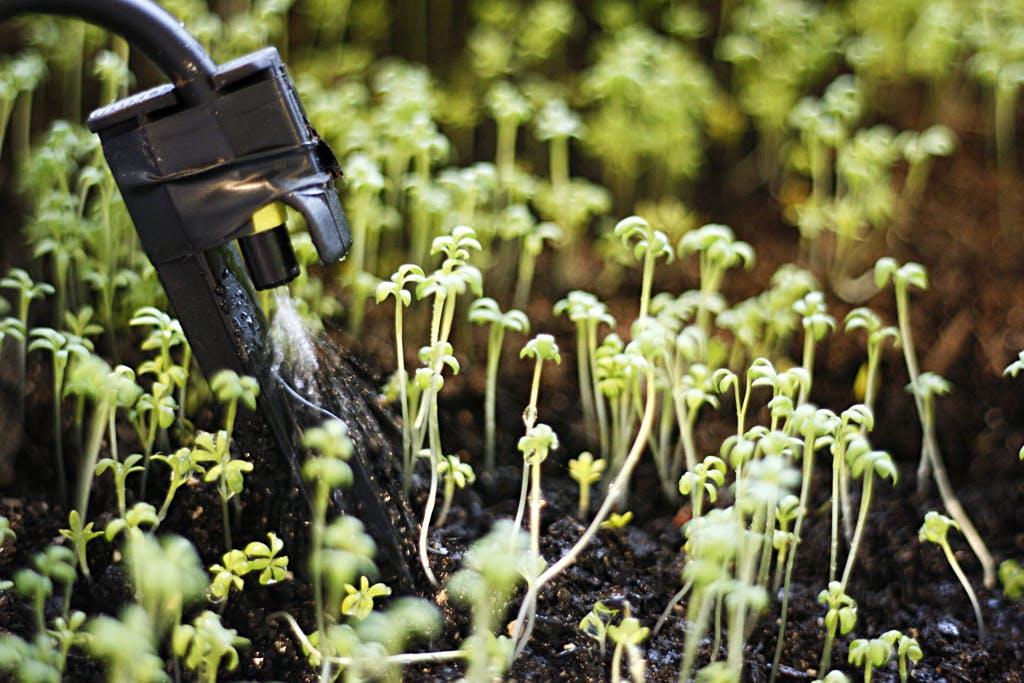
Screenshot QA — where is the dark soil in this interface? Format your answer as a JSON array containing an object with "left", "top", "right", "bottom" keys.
[{"left": 2, "top": 64, "right": 1024, "bottom": 683}]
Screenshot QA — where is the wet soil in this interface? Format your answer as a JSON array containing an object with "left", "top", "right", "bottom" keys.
[{"left": 2, "top": 85, "right": 1024, "bottom": 683}]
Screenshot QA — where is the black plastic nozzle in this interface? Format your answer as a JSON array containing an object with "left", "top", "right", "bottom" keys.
[{"left": 86, "top": 46, "right": 351, "bottom": 286}]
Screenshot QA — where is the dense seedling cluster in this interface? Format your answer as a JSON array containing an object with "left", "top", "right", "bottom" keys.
[{"left": 0, "top": 1, "right": 1021, "bottom": 682}]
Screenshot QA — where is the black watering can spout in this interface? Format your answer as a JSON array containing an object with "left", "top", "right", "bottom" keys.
[{"left": 0, "top": 0, "right": 419, "bottom": 591}]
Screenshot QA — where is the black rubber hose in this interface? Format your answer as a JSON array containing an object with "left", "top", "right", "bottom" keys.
[{"left": 0, "top": 0, "right": 216, "bottom": 104}]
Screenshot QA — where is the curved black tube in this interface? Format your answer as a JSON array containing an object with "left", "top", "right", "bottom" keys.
[{"left": 0, "top": 0, "right": 215, "bottom": 104}]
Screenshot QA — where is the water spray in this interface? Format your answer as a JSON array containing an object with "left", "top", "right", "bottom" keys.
[{"left": 0, "top": 0, "right": 419, "bottom": 591}]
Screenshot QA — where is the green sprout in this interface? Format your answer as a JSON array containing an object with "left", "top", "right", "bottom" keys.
[
  {"left": 919, "top": 510, "right": 986, "bottom": 639},
  {"left": 848, "top": 636, "right": 893, "bottom": 683},
  {"left": 468, "top": 297, "right": 530, "bottom": 475},
  {"left": 302, "top": 418, "right": 356, "bottom": 637},
  {"left": 678, "top": 223, "right": 755, "bottom": 337},
  {"left": 568, "top": 451, "right": 605, "bottom": 519},
  {"left": 192, "top": 430, "right": 253, "bottom": 552},
  {"left": 172, "top": 610, "right": 250, "bottom": 683},
  {"left": 613, "top": 215, "right": 675, "bottom": 320},
  {"left": 209, "top": 369, "right": 260, "bottom": 441},
  {"left": 579, "top": 600, "right": 618, "bottom": 658},
  {"left": 486, "top": 80, "right": 532, "bottom": 190},
  {"left": 341, "top": 576, "right": 392, "bottom": 620},
  {"left": 86, "top": 606, "right": 168, "bottom": 683},
  {"left": 999, "top": 559, "right": 1024, "bottom": 600},
  {"left": 520, "top": 333, "right": 561, "bottom": 431},
  {"left": 29, "top": 327, "right": 90, "bottom": 506},
  {"left": 606, "top": 608, "right": 648, "bottom": 683},
  {"left": 14, "top": 545, "right": 76, "bottom": 633},
  {"left": 599, "top": 511, "right": 633, "bottom": 530},
  {"left": 244, "top": 532, "right": 290, "bottom": 586},
  {"left": 828, "top": 405, "right": 875, "bottom": 581},
  {"left": 376, "top": 263, "right": 425, "bottom": 491},
  {"left": 436, "top": 454, "right": 476, "bottom": 527},
  {"left": 0, "top": 268, "right": 53, "bottom": 428},
  {"left": 793, "top": 291, "right": 835, "bottom": 405},
  {"left": 839, "top": 440, "right": 897, "bottom": 594},
  {"left": 151, "top": 446, "right": 205, "bottom": 523},
  {"left": 818, "top": 580, "right": 858, "bottom": 673},
  {"left": 876, "top": 257, "right": 996, "bottom": 589},
  {"left": 554, "top": 291, "right": 615, "bottom": 457},
  {"left": 95, "top": 453, "right": 144, "bottom": 518},
  {"left": 880, "top": 629, "right": 922, "bottom": 683},
  {"left": 678, "top": 454, "right": 726, "bottom": 520},
  {"left": 517, "top": 423, "right": 558, "bottom": 563}
]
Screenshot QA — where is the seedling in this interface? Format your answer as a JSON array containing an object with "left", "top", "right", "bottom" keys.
[
  {"left": 436, "top": 454, "right": 476, "bottom": 526},
  {"left": 568, "top": 451, "right": 605, "bottom": 519},
  {"left": 554, "top": 291, "right": 615, "bottom": 456},
  {"left": 678, "top": 223, "right": 755, "bottom": 337},
  {"left": 513, "top": 218, "right": 563, "bottom": 311},
  {"left": 58, "top": 510, "right": 102, "bottom": 581},
  {"left": 517, "top": 423, "right": 558, "bottom": 563},
  {"left": 818, "top": 581, "right": 858, "bottom": 673},
  {"left": 302, "top": 418, "right": 357, "bottom": 635},
  {"left": 839, "top": 440, "right": 897, "bottom": 594},
  {"left": 876, "top": 257, "right": 995, "bottom": 589},
  {"left": 173, "top": 610, "right": 250, "bottom": 683},
  {"left": 880, "top": 630, "right": 922, "bottom": 683},
  {"left": 999, "top": 559, "right": 1024, "bottom": 600},
  {"left": 244, "top": 532, "right": 290, "bottom": 586},
  {"left": 95, "top": 453, "right": 144, "bottom": 518},
  {"left": 341, "top": 576, "right": 392, "bottom": 620},
  {"left": 467, "top": 297, "right": 530, "bottom": 475},
  {"left": 375, "top": 264, "right": 425, "bottom": 491},
  {"left": 579, "top": 600, "right": 619, "bottom": 658},
  {"left": 29, "top": 328, "right": 88, "bottom": 507},
  {"left": 86, "top": 606, "right": 167, "bottom": 683},
  {"left": 151, "top": 446, "right": 205, "bottom": 523},
  {"left": 829, "top": 405, "right": 875, "bottom": 581},
  {"left": 192, "top": 430, "right": 253, "bottom": 552},
  {"left": 678, "top": 454, "right": 726, "bottom": 520},
  {"left": 600, "top": 511, "right": 633, "bottom": 530},
  {"left": 614, "top": 215, "right": 675, "bottom": 320},
  {"left": 919, "top": 510, "right": 987, "bottom": 639},
  {"left": 209, "top": 369, "right": 260, "bottom": 442},
  {"left": 848, "top": 636, "right": 893, "bottom": 683},
  {"left": 606, "top": 607, "right": 649, "bottom": 683}
]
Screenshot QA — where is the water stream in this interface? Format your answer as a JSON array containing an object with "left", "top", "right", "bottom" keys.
[{"left": 268, "top": 289, "right": 423, "bottom": 591}]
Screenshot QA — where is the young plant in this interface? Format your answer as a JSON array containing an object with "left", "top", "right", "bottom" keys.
[
  {"left": 919, "top": 510, "right": 987, "bottom": 639},
  {"left": 514, "top": 335, "right": 560, "bottom": 544},
  {"left": 192, "top": 430, "right": 253, "bottom": 552},
  {"left": 568, "top": 451, "right": 605, "bottom": 519},
  {"left": 879, "top": 630, "right": 922, "bottom": 683},
  {"left": 151, "top": 446, "right": 205, "bottom": 523},
  {"left": 1000, "top": 559, "right": 1024, "bottom": 600},
  {"left": 0, "top": 270, "right": 53, "bottom": 423},
  {"left": 172, "top": 610, "right": 251, "bottom": 683},
  {"left": 29, "top": 327, "right": 90, "bottom": 506},
  {"left": 606, "top": 605, "right": 649, "bottom": 683},
  {"left": 839, "top": 440, "right": 897, "bottom": 594},
  {"left": 301, "top": 419, "right": 357, "bottom": 637},
  {"left": 613, "top": 215, "right": 675, "bottom": 320},
  {"left": 513, "top": 218, "right": 563, "bottom": 311},
  {"left": 677, "top": 223, "right": 755, "bottom": 337},
  {"left": 95, "top": 453, "right": 144, "bottom": 518},
  {"left": 678, "top": 454, "right": 726, "bottom": 520},
  {"left": 818, "top": 581, "right": 858, "bottom": 673},
  {"left": 375, "top": 263, "right": 425, "bottom": 491},
  {"left": 579, "top": 600, "right": 618, "bottom": 658},
  {"left": 486, "top": 80, "right": 532, "bottom": 190},
  {"left": 436, "top": 454, "right": 476, "bottom": 527},
  {"left": 517, "top": 423, "right": 558, "bottom": 563},
  {"left": 86, "top": 606, "right": 167, "bottom": 683},
  {"left": 554, "top": 291, "right": 615, "bottom": 456},
  {"left": 341, "top": 576, "right": 392, "bottom": 620},
  {"left": 467, "top": 297, "right": 530, "bottom": 475},
  {"left": 209, "top": 368, "right": 260, "bottom": 441},
  {"left": 848, "top": 636, "right": 894, "bottom": 683},
  {"left": 793, "top": 291, "right": 835, "bottom": 405},
  {"left": 876, "top": 257, "right": 996, "bottom": 588}
]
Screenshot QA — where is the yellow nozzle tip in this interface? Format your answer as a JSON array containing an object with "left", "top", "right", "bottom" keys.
[{"left": 252, "top": 202, "right": 288, "bottom": 233}]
